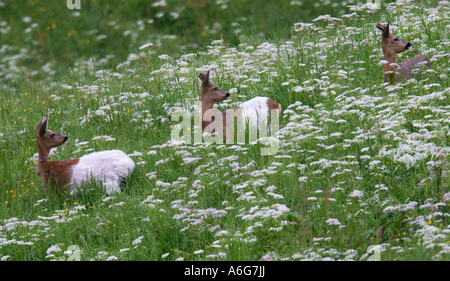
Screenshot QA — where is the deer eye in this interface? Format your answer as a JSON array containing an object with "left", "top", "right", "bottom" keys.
[
  {"left": 50, "top": 133, "right": 56, "bottom": 138},
  {"left": 214, "top": 87, "right": 218, "bottom": 91},
  {"left": 394, "top": 38, "right": 399, "bottom": 41}
]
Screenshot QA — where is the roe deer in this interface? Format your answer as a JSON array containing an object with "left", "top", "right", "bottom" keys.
[
  {"left": 199, "top": 70, "right": 281, "bottom": 142},
  {"left": 35, "top": 117, "right": 134, "bottom": 195},
  {"left": 376, "top": 22, "right": 430, "bottom": 84}
]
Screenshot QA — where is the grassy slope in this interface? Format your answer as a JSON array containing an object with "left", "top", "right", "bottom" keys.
[
  {"left": 1, "top": 0, "right": 383, "bottom": 92},
  {"left": 0, "top": 0, "right": 449, "bottom": 261}
]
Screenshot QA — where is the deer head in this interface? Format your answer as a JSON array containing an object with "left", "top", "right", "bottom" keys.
[
  {"left": 36, "top": 117, "right": 68, "bottom": 161},
  {"left": 199, "top": 70, "right": 230, "bottom": 103},
  {"left": 376, "top": 22, "right": 411, "bottom": 56}
]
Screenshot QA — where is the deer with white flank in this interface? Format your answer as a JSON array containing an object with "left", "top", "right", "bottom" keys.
[
  {"left": 376, "top": 22, "right": 430, "bottom": 84},
  {"left": 35, "top": 117, "right": 134, "bottom": 195},
  {"left": 199, "top": 70, "right": 280, "bottom": 142}
]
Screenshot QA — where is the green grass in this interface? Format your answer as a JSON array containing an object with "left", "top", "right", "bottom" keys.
[
  {"left": 0, "top": 0, "right": 449, "bottom": 261},
  {"left": 0, "top": 0, "right": 400, "bottom": 92}
]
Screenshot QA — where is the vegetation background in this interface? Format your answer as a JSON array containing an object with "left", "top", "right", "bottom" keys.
[
  {"left": 0, "top": 0, "right": 449, "bottom": 261},
  {"left": 1, "top": 0, "right": 397, "bottom": 90}
]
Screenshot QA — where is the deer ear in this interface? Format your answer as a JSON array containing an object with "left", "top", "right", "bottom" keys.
[
  {"left": 376, "top": 23, "right": 385, "bottom": 31},
  {"left": 39, "top": 117, "right": 48, "bottom": 136},
  {"left": 199, "top": 70, "right": 210, "bottom": 86},
  {"left": 382, "top": 22, "right": 390, "bottom": 39}
]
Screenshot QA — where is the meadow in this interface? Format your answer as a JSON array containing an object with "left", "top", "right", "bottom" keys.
[{"left": 0, "top": 0, "right": 449, "bottom": 261}]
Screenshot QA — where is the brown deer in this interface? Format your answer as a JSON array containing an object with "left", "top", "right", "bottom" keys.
[
  {"left": 198, "top": 70, "right": 280, "bottom": 143},
  {"left": 376, "top": 22, "right": 430, "bottom": 84},
  {"left": 199, "top": 71, "right": 230, "bottom": 139},
  {"left": 35, "top": 117, "right": 134, "bottom": 195}
]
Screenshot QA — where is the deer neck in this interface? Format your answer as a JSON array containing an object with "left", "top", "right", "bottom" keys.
[
  {"left": 201, "top": 98, "right": 216, "bottom": 130},
  {"left": 383, "top": 50, "right": 398, "bottom": 83},
  {"left": 36, "top": 141, "right": 50, "bottom": 163}
]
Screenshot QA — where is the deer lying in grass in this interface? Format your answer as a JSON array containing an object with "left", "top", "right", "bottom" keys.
[
  {"left": 199, "top": 70, "right": 280, "bottom": 142},
  {"left": 376, "top": 22, "right": 430, "bottom": 84},
  {"left": 35, "top": 117, "right": 134, "bottom": 195}
]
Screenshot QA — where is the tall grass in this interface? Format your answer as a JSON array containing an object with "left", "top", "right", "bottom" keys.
[{"left": 0, "top": 0, "right": 399, "bottom": 91}]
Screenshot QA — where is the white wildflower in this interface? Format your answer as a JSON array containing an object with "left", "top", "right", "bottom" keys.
[
  {"left": 158, "top": 54, "right": 170, "bottom": 60},
  {"left": 106, "top": 255, "right": 118, "bottom": 261},
  {"left": 46, "top": 245, "right": 62, "bottom": 255},
  {"left": 325, "top": 218, "right": 341, "bottom": 225},
  {"left": 349, "top": 190, "right": 364, "bottom": 198},
  {"left": 132, "top": 236, "right": 144, "bottom": 246},
  {"left": 152, "top": 0, "right": 166, "bottom": 7},
  {"left": 298, "top": 176, "right": 308, "bottom": 182}
]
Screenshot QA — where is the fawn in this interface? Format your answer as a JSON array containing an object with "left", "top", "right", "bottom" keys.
[
  {"left": 199, "top": 70, "right": 280, "bottom": 142},
  {"left": 35, "top": 117, "right": 134, "bottom": 195},
  {"left": 376, "top": 22, "right": 430, "bottom": 84}
]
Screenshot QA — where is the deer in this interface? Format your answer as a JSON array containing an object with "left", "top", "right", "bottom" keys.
[
  {"left": 376, "top": 22, "right": 430, "bottom": 84},
  {"left": 35, "top": 117, "right": 134, "bottom": 195},
  {"left": 198, "top": 70, "right": 281, "bottom": 143}
]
